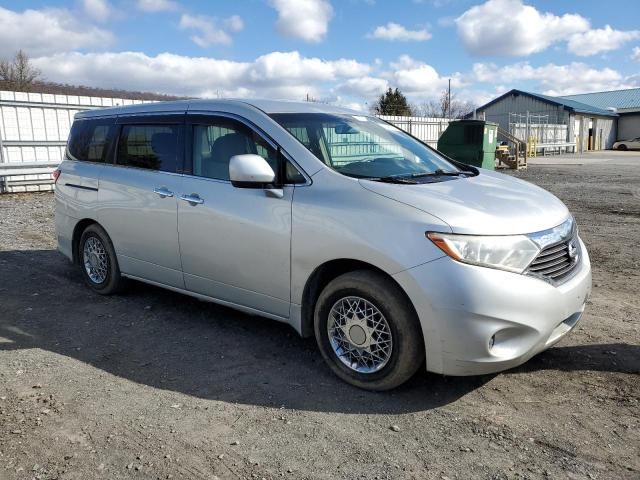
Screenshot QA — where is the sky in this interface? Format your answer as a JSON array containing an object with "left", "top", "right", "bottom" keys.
[{"left": 0, "top": 0, "right": 639, "bottom": 110}]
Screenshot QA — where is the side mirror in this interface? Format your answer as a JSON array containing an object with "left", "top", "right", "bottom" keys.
[
  {"left": 229, "top": 154, "right": 283, "bottom": 198},
  {"left": 229, "top": 154, "right": 276, "bottom": 185}
]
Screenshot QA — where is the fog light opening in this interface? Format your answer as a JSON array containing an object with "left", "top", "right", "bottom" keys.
[{"left": 489, "top": 335, "right": 496, "bottom": 350}]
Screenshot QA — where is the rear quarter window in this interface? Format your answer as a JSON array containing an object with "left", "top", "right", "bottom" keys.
[
  {"left": 67, "top": 118, "right": 117, "bottom": 163},
  {"left": 116, "top": 124, "right": 182, "bottom": 173}
]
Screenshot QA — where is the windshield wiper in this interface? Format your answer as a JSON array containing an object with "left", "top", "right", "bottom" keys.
[
  {"left": 374, "top": 170, "right": 466, "bottom": 183},
  {"left": 374, "top": 175, "right": 420, "bottom": 184},
  {"left": 345, "top": 170, "right": 466, "bottom": 184},
  {"left": 341, "top": 172, "right": 420, "bottom": 183},
  {"left": 409, "top": 169, "right": 468, "bottom": 178}
]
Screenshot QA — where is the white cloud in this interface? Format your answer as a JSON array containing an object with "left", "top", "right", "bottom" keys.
[
  {"left": 0, "top": 6, "right": 114, "bottom": 57},
  {"left": 31, "top": 50, "right": 372, "bottom": 100},
  {"left": 627, "top": 75, "right": 640, "bottom": 88},
  {"left": 179, "top": 14, "right": 244, "bottom": 47},
  {"left": 471, "top": 61, "right": 626, "bottom": 95},
  {"left": 389, "top": 55, "right": 422, "bottom": 70},
  {"left": 456, "top": 0, "right": 640, "bottom": 58},
  {"left": 26, "top": 48, "right": 633, "bottom": 110},
  {"left": 327, "top": 58, "right": 372, "bottom": 78},
  {"left": 270, "top": 0, "right": 333, "bottom": 43},
  {"left": 82, "top": 0, "right": 111, "bottom": 22},
  {"left": 335, "top": 100, "right": 367, "bottom": 112},
  {"left": 33, "top": 51, "right": 250, "bottom": 97},
  {"left": 367, "top": 23, "right": 431, "bottom": 42},
  {"left": 248, "top": 51, "right": 369, "bottom": 84},
  {"left": 568, "top": 26, "right": 640, "bottom": 56},
  {"left": 136, "top": 0, "right": 179, "bottom": 12},
  {"left": 458, "top": 88, "right": 507, "bottom": 108},
  {"left": 337, "top": 77, "right": 389, "bottom": 97},
  {"left": 456, "top": 0, "right": 589, "bottom": 56},
  {"left": 224, "top": 15, "right": 244, "bottom": 33},
  {"left": 633, "top": 47, "right": 640, "bottom": 61},
  {"left": 384, "top": 55, "right": 463, "bottom": 99}
]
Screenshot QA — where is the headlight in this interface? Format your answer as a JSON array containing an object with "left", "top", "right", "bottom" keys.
[{"left": 426, "top": 232, "right": 540, "bottom": 273}]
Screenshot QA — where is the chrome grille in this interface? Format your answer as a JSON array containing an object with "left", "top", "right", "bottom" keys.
[{"left": 526, "top": 237, "right": 580, "bottom": 283}]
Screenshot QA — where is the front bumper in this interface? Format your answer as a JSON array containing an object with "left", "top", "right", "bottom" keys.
[{"left": 393, "top": 237, "right": 592, "bottom": 376}]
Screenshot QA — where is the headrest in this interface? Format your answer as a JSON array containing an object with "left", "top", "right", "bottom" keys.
[{"left": 151, "top": 132, "right": 176, "bottom": 155}]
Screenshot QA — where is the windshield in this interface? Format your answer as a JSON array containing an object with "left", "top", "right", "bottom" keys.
[{"left": 270, "top": 113, "right": 461, "bottom": 180}]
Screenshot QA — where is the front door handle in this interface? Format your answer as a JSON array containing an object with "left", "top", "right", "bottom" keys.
[
  {"left": 153, "top": 187, "right": 174, "bottom": 198},
  {"left": 180, "top": 193, "right": 204, "bottom": 205}
]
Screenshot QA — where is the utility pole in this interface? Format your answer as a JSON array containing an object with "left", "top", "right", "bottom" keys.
[{"left": 447, "top": 78, "right": 451, "bottom": 120}]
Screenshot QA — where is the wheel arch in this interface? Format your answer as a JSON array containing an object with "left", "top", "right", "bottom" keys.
[
  {"left": 71, "top": 218, "right": 103, "bottom": 264},
  {"left": 299, "top": 258, "right": 422, "bottom": 339}
]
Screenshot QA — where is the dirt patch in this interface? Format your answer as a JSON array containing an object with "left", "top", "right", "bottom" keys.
[{"left": 0, "top": 163, "right": 638, "bottom": 480}]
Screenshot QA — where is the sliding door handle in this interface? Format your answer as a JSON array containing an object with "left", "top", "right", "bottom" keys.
[
  {"left": 153, "top": 187, "right": 174, "bottom": 198},
  {"left": 180, "top": 194, "right": 204, "bottom": 205}
]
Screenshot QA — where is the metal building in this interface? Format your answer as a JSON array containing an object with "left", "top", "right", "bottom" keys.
[
  {"left": 475, "top": 89, "right": 619, "bottom": 154},
  {"left": 561, "top": 88, "right": 640, "bottom": 142}
]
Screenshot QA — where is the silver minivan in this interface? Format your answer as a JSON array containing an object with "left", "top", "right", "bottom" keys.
[{"left": 55, "top": 99, "right": 592, "bottom": 390}]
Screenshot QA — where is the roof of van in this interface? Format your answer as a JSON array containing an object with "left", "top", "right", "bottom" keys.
[{"left": 75, "top": 98, "right": 360, "bottom": 118}]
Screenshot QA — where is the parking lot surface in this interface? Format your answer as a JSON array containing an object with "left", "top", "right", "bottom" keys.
[{"left": 1, "top": 156, "right": 639, "bottom": 479}]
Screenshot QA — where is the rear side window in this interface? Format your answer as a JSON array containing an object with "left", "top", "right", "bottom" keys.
[
  {"left": 67, "top": 118, "right": 116, "bottom": 163},
  {"left": 116, "top": 124, "right": 182, "bottom": 172}
]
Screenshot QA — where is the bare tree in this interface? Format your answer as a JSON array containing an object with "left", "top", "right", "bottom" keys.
[
  {"left": 415, "top": 90, "right": 477, "bottom": 119},
  {"left": 0, "top": 60, "right": 11, "bottom": 85},
  {"left": 415, "top": 99, "right": 444, "bottom": 118},
  {"left": 0, "top": 50, "right": 42, "bottom": 92},
  {"left": 452, "top": 99, "right": 477, "bottom": 119}
]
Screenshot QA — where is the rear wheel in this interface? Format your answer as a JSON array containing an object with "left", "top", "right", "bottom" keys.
[
  {"left": 314, "top": 270, "right": 424, "bottom": 391},
  {"left": 617, "top": 144, "right": 628, "bottom": 151},
  {"left": 78, "top": 224, "right": 123, "bottom": 295}
]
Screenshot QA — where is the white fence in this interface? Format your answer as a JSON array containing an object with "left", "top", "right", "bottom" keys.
[
  {"left": 377, "top": 115, "right": 451, "bottom": 147},
  {"left": 0, "top": 91, "right": 453, "bottom": 193},
  {"left": 0, "top": 91, "right": 150, "bottom": 193}
]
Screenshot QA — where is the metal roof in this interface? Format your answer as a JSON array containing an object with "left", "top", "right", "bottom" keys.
[
  {"left": 560, "top": 88, "right": 640, "bottom": 113},
  {"left": 76, "top": 98, "right": 359, "bottom": 118},
  {"left": 477, "top": 89, "right": 618, "bottom": 117}
]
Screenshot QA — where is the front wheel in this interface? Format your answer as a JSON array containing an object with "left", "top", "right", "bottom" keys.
[
  {"left": 314, "top": 270, "right": 424, "bottom": 391},
  {"left": 617, "top": 144, "right": 627, "bottom": 151},
  {"left": 78, "top": 224, "right": 124, "bottom": 295}
]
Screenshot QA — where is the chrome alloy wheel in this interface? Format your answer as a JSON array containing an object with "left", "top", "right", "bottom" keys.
[
  {"left": 327, "top": 296, "right": 393, "bottom": 373},
  {"left": 83, "top": 236, "right": 108, "bottom": 284}
]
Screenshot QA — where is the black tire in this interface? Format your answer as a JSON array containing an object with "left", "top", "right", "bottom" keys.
[
  {"left": 78, "top": 224, "right": 124, "bottom": 295},
  {"left": 314, "top": 270, "right": 424, "bottom": 391},
  {"left": 617, "top": 144, "right": 627, "bottom": 151}
]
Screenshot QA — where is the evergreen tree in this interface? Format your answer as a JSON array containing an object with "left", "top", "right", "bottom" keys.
[{"left": 372, "top": 88, "right": 413, "bottom": 116}]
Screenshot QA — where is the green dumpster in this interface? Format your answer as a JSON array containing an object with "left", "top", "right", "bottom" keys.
[{"left": 437, "top": 120, "right": 497, "bottom": 170}]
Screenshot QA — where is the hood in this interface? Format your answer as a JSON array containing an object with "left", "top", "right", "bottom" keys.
[{"left": 359, "top": 169, "right": 569, "bottom": 235}]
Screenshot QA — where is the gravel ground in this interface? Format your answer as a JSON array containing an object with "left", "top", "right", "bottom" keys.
[{"left": 0, "top": 157, "right": 638, "bottom": 480}]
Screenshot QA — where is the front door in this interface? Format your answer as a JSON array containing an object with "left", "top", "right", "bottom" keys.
[
  {"left": 98, "top": 115, "right": 185, "bottom": 288},
  {"left": 178, "top": 115, "right": 294, "bottom": 319}
]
